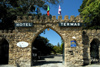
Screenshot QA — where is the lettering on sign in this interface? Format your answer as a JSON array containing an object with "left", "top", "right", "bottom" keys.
[
  {"left": 59, "top": 22, "right": 81, "bottom": 27},
  {"left": 15, "top": 23, "right": 33, "bottom": 27}
]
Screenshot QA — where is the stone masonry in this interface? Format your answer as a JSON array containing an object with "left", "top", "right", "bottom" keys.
[{"left": 0, "top": 15, "right": 100, "bottom": 67}]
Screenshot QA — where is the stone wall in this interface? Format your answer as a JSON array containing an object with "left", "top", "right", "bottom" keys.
[
  {"left": 0, "top": 30, "right": 15, "bottom": 65},
  {"left": 82, "top": 30, "right": 100, "bottom": 65},
  {"left": 1, "top": 15, "right": 100, "bottom": 67},
  {"left": 12, "top": 15, "right": 84, "bottom": 67}
]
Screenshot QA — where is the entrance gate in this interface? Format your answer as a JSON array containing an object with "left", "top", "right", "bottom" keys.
[
  {"left": 13, "top": 15, "right": 84, "bottom": 67},
  {"left": 0, "top": 15, "right": 100, "bottom": 67}
]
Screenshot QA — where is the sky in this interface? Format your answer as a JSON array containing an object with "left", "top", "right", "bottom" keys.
[{"left": 40, "top": 0, "right": 83, "bottom": 46}]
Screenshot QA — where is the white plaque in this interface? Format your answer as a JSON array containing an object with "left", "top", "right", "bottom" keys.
[
  {"left": 17, "top": 41, "right": 29, "bottom": 48},
  {"left": 72, "top": 36, "right": 76, "bottom": 39}
]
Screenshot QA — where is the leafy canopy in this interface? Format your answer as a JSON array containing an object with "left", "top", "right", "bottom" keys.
[
  {"left": 0, "top": 0, "right": 62, "bottom": 30},
  {"left": 78, "top": 0, "right": 100, "bottom": 29},
  {"left": 32, "top": 35, "right": 55, "bottom": 55}
]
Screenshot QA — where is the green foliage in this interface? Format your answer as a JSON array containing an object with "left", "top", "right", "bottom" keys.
[
  {"left": 53, "top": 46, "right": 62, "bottom": 54},
  {"left": 57, "top": 42, "right": 60, "bottom": 47},
  {"left": 53, "top": 40, "right": 64, "bottom": 54},
  {"left": 61, "top": 42, "right": 64, "bottom": 53},
  {"left": 32, "top": 35, "right": 56, "bottom": 55},
  {"left": 32, "top": 36, "right": 64, "bottom": 55},
  {"left": 0, "top": 0, "right": 62, "bottom": 30},
  {"left": 61, "top": 39, "right": 64, "bottom": 54},
  {"left": 78, "top": 0, "right": 100, "bottom": 29}
]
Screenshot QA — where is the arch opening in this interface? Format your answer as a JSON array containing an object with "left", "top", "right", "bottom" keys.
[
  {"left": 0, "top": 38, "right": 9, "bottom": 65},
  {"left": 90, "top": 38, "right": 100, "bottom": 64},
  {"left": 31, "top": 27, "right": 65, "bottom": 66}
]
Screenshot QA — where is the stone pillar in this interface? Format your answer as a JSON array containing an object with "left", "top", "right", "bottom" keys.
[
  {"left": 83, "top": 45, "right": 91, "bottom": 65},
  {"left": 83, "top": 46, "right": 89, "bottom": 65},
  {"left": 64, "top": 42, "right": 67, "bottom": 66},
  {"left": 13, "top": 38, "right": 32, "bottom": 67},
  {"left": 99, "top": 46, "right": 100, "bottom": 62},
  {"left": 9, "top": 41, "right": 16, "bottom": 65},
  {"left": 11, "top": 29, "right": 34, "bottom": 67},
  {"left": 88, "top": 47, "right": 91, "bottom": 65}
]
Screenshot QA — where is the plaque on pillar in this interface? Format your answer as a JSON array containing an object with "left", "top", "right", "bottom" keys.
[
  {"left": 17, "top": 41, "right": 29, "bottom": 48},
  {"left": 71, "top": 40, "right": 76, "bottom": 47}
]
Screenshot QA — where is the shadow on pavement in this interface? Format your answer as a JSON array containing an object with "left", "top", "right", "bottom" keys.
[
  {"left": 32, "top": 54, "right": 63, "bottom": 66},
  {"left": 40, "top": 55, "right": 54, "bottom": 60}
]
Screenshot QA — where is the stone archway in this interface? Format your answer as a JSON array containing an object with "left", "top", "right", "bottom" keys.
[
  {"left": 31, "top": 25, "right": 65, "bottom": 44},
  {"left": 1, "top": 16, "right": 100, "bottom": 67},
  {"left": 0, "top": 38, "right": 9, "bottom": 64},
  {"left": 30, "top": 25, "right": 65, "bottom": 66},
  {"left": 0, "top": 30, "right": 15, "bottom": 65},
  {"left": 82, "top": 30, "right": 100, "bottom": 65},
  {"left": 90, "top": 38, "right": 100, "bottom": 64},
  {"left": 12, "top": 15, "right": 84, "bottom": 67}
]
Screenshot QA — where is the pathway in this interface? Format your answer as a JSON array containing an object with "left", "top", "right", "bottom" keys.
[
  {"left": 0, "top": 54, "right": 100, "bottom": 67},
  {"left": 32, "top": 54, "right": 64, "bottom": 67}
]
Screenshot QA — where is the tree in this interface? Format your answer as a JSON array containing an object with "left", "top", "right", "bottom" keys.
[
  {"left": 0, "top": 0, "right": 62, "bottom": 30},
  {"left": 53, "top": 42, "right": 62, "bottom": 54},
  {"left": 61, "top": 39, "right": 64, "bottom": 54},
  {"left": 78, "top": 0, "right": 100, "bottom": 29},
  {"left": 61, "top": 42, "right": 64, "bottom": 54},
  {"left": 53, "top": 46, "right": 61, "bottom": 53},
  {"left": 57, "top": 42, "right": 60, "bottom": 47},
  {"left": 32, "top": 35, "right": 55, "bottom": 55}
]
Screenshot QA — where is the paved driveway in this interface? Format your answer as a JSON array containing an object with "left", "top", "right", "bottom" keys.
[
  {"left": 83, "top": 64, "right": 100, "bottom": 67},
  {"left": 1, "top": 64, "right": 100, "bottom": 67},
  {"left": 0, "top": 54, "right": 100, "bottom": 67},
  {"left": 0, "top": 65, "right": 15, "bottom": 67},
  {"left": 32, "top": 54, "right": 64, "bottom": 67}
]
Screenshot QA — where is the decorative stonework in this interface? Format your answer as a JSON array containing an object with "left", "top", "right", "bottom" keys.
[{"left": 0, "top": 15, "right": 100, "bottom": 67}]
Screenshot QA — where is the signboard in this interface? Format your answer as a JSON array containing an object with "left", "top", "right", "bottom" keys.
[
  {"left": 17, "top": 41, "right": 29, "bottom": 48},
  {"left": 15, "top": 23, "right": 33, "bottom": 27},
  {"left": 59, "top": 22, "right": 81, "bottom": 27},
  {"left": 71, "top": 40, "right": 76, "bottom": 47}
]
